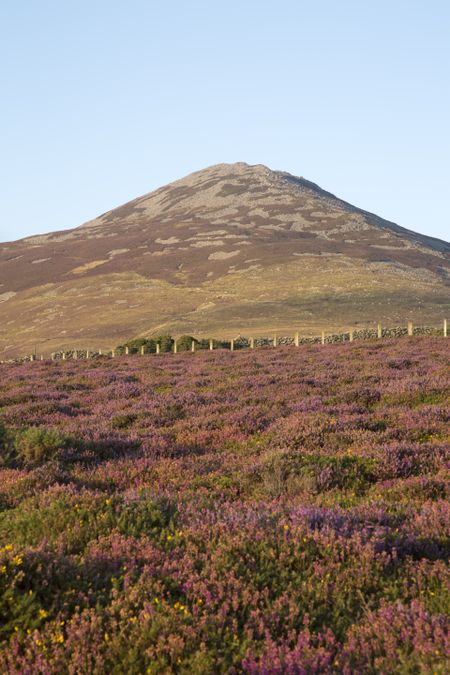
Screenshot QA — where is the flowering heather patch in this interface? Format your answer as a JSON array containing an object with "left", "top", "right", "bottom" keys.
[{"left": 0, "top": 337, "right": 448, "bottom": 673}]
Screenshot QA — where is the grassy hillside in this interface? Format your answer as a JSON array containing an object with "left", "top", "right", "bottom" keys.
[
  {"left": 0, "top": 338, "right": 449, "bottom": 672},
  {"left": 1, "top": 162, "right": 449, "bottom": 358}
]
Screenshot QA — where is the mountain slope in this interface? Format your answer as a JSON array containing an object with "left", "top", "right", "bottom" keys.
[{"left": 1, "top": 162, "right": 449, "bottom": 356}]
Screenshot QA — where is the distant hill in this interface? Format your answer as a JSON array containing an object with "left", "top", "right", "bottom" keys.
[{"left": 1, "top": 162, "right": 449, "bottom": 356}]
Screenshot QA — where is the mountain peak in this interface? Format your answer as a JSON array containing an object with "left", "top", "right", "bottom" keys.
[{"left": 193, "top": 161, "right": 272, "bottom": 174}]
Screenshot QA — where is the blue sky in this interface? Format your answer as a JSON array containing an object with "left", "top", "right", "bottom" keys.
[{"left": 0, "top": 0, "right": 449, "bottom": 243}]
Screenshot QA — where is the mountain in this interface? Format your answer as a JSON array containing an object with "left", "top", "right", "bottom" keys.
[{"left": 1, "top": 162, "right": 449, "bottom": 357}]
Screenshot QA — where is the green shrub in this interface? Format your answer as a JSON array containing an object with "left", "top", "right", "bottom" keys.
[
  {"left": 176, "top": 335, "right": 197, "bottom": 352},
  {"left": 116, "top": 338, "right": 154, "bottom": 355},
  {"left": 14, "top": 428, "right": 67, "bottom": 466},
  {"left": 0, "top": 421, "right": 16, "bottom": 467},
  {"left": 116, "top": 334, "right": 234, "bottom": 353},
  {"left": 0, "top": 421, "right": 7, "bottom": 448},
  {"left": 0, "top": 548, "right": 43, "bottom": 638},
  {"left": 258, "top": 451, "right": 376, "bottom": 498},
  {"left": 0, "top": 494, "right": 177, "bottom": 553},
  {"left": 116, "top": 498, "right": 177, "bottom": 540},
  {"left": 111, "top": 414, "right": 137, "bottom": 430},
  {"left": 116, "top": 335, "right": 174, "bottom": 354},
  {"left": 157, "top": 334, "right": 174, "bottom": 352}
]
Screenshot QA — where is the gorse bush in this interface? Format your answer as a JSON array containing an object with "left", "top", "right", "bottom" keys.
[
  {"left": 0, "top": 421, "right": 7, "bottom": 447},
  {"left": 14, "top": 427, "right": 68, "bottom": 466},
  {"left": 0, "top": 337, "right": 448, "bottom": 673},
  {"left": 173, "top": 335, "right": 195, "bottom": 351},
  {"left": 117, "top": 335, "right": 238, "bottom": 354},
  {"left": 2, "top": 421, "right": 70, "bottom": 467},
  {"left": 117, "top": 335, "right": 173, "bottom": 354},
  {"left": 0, "top": 421, "right": 13, "bottom": 465},
  {"left": 258, "top": 450, "right": 377, "bottom": 498},
  {"left": 111, "top": 414, "right": 136, "bottom": 429}
]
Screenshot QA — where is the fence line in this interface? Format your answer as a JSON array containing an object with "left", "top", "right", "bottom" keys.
[{"left": 12, "top": 318, "right": 448, "bottom": 362}]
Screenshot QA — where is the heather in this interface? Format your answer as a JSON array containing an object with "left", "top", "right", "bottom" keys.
[{"left": 0, "top": 337, "right": 448, "bottom": 673}]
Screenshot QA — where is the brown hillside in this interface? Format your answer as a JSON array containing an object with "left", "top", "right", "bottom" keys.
[{"left": 1, "top": 162, "right": 449, "bottom": 356}]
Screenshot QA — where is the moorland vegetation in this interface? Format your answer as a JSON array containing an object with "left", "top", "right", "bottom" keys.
[{"left": 0, "top": 337, "right": 448, "bottom": 672}]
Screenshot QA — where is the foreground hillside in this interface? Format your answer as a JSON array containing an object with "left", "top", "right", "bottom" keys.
[
  {"left": 0, "top": 338, "right": 449, "bottom": 673},
  {"left": 1, "top": 162, "right": 449, "bottom": 358}
]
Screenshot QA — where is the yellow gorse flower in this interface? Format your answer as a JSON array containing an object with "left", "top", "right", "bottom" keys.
[{"left": 51, "top": 632, "right": 64, "bottom": 644}]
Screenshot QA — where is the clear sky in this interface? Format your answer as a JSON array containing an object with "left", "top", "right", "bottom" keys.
[{"left": 1, "top": 0, "right": 449, "bottom": 243}]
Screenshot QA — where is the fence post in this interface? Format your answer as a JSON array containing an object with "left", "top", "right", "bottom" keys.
[
  {"left": 273, "top": 334, "right": 277, "bottom": 347},
  {"left": 230, "top": 339, "right": 234, "bottom": 351},
  {"left": 156, "top": 343, "right": 160, "bottom": 354},
  {"left": 86, "top": 350, "right": 90, "bottom": 359},
  {"left": 250, "top": 337, "right": 254, "bottom": 349},
  {"left": 191, "top": 340, "right": 195, "bottom": 352},
  {"left": 407, "top": 321, "right": 413, "bottom": 336},
  {"left": 377, "top": 323, "right": 382, "bottom": 339},
  {"left": 349, "top": 329, "right": 354, "bottom": 342},
  {"left": 140, "top": 345, "right": 145, "bottom": 356},
  {"left": 125, "top": 346, "right": 129, "bottom": 355},
  {"left": 209, "top": 338, "right": 213, "bottom": 351},
  {"left": 62, "top": 352, "right": 66, "bottom": 360},
  {"left": 444, "top": 319, "right": 448, "bottom": 337},
  {"left": 173, "top": 340, "right": 177, "bottom": 354},
  {"left": 294, "top": 331, "right": 299, "bottom": 347},
  {"left": 321, "top": 331, "right": 325, "bottom": 345},
  {"left": 73, "top": 350, "right": 78, "bottom": 360},
  {"left": 111, "top": 349, "right": 115, "bottom": 358}
]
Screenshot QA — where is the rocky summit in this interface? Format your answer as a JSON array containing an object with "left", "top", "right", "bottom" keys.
[{"left": 0, "top": 162, "right": 449, "bottom": 357}]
